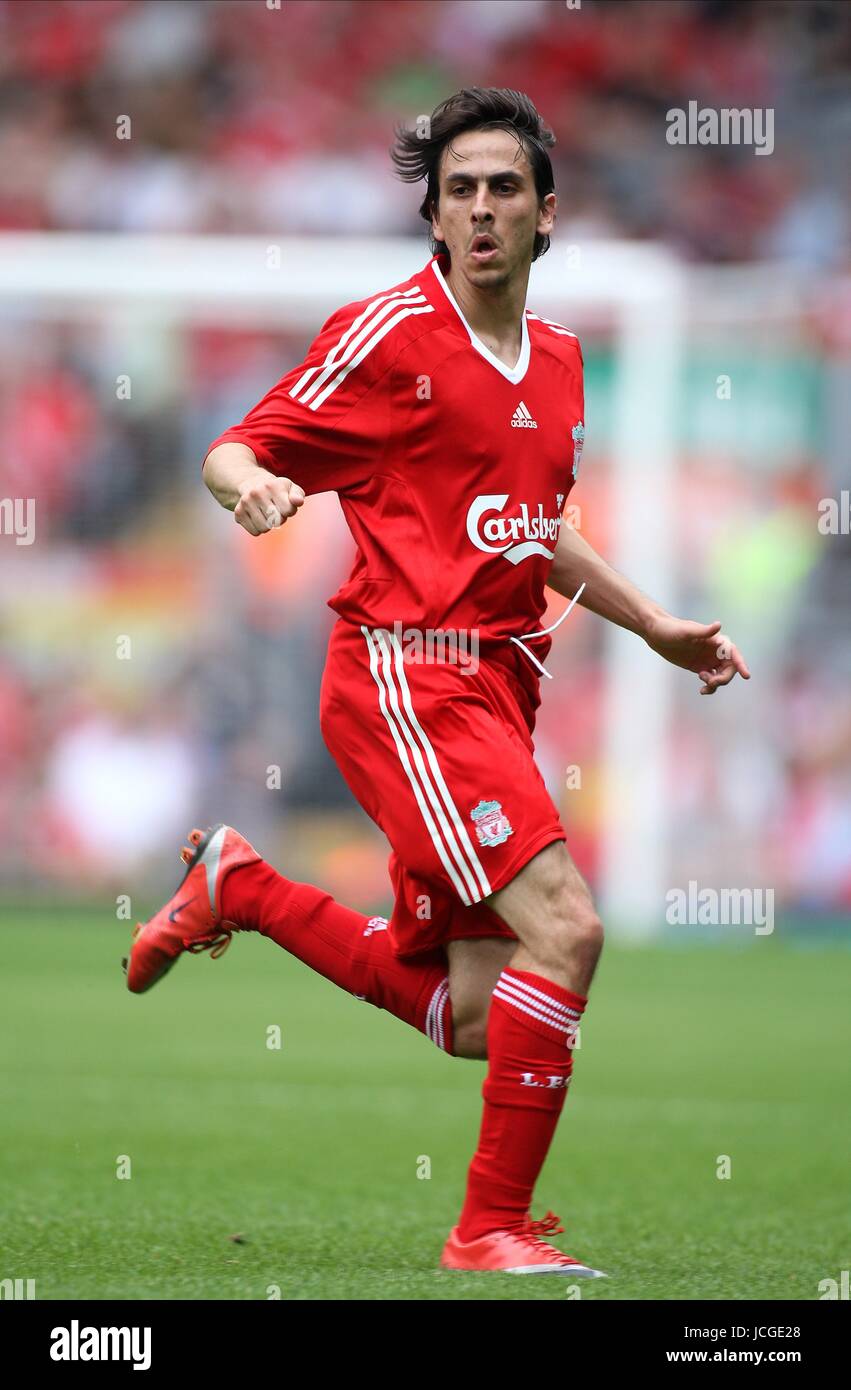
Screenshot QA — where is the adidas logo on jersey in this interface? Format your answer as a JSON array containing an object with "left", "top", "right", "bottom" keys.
[{"left": 510, "top": 402, "right": 537, "bottom": 428}]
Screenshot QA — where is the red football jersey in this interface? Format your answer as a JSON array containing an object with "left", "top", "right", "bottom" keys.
[{"left": 207, "top": 252, "right": 585, "bottom": 698}]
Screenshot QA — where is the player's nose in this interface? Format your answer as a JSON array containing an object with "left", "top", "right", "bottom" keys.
[
  {"left": 471, "top": 183, "right": 495, "bottom": 221},
  {"left": 471, "top": 204, "right": 495, "bottom": 233}
]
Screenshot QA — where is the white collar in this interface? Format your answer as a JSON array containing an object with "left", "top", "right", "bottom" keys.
[{"left": 431, "top": 258, "right": 530, "bottom": 385}]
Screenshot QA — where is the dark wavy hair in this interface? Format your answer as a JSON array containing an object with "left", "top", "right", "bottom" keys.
[{"left": 390, "top": 87, "right": 556, "bottom": 262}]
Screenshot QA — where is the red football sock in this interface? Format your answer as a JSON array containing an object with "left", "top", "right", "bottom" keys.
[
  {"left": 220, "top": 860, "right": 453, "bottom": 1053},
  {"left": 457, "top": 968, "right": 586, "bottom": 1241}
]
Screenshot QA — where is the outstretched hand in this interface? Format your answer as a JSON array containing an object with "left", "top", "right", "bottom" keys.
[{"left": 644, "top": 615, "right": 751, "bottom": 695}]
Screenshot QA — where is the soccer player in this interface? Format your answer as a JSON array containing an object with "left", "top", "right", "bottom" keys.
[{"left": 124, "top": 88, "right": 749, "bottom": 1276}]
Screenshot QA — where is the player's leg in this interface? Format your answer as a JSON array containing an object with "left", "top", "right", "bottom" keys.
[
  {"left": 444, "top": 840, "right": 600, "bottom": 1054},
  {"left": 124, "top": 824, "right": 457, "bottom": 1054},
  {"left": 444, "top": 839, "right": 605, "bottom": 1273},
  {"left": 219, "top": 847, "right": 457, "bottom": 1052},
  {"left": 490, "top": 838, "right": 603, "bottom": 996}
]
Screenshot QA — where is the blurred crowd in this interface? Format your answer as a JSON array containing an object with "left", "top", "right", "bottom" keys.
[
  {"left": 0, "top": 0, "right": 849, "bottom": 265},
  {"left": 0, "top": 0, "right": 849, "bottom": 920}
]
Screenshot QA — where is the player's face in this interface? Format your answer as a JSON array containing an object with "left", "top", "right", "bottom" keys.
[{"left": 431, "top": 128, "right": 556, "bottom": 288}]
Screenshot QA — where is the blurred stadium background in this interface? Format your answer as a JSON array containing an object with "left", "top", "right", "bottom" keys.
[{"left": 0, "top": 0, "right": 849, "bottom": 930}]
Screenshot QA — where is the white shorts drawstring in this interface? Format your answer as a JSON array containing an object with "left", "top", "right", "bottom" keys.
[{"left": 508, "top": 582, "right": 586, "bottom": 680}]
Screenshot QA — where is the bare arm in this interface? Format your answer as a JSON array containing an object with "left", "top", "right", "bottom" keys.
[
  {"left": 549, "top": 522, "right": 750, "bottom": 695},
  {"left": 202, "top": 442, "right": 305, "bottom": 536},
  {"left": 549, "top": 520, "right": 663, "bottom": 637}
]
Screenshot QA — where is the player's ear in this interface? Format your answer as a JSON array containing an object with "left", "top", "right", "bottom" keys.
[
  {"left": 537, "top": 191, "right": 556, "bottom": 237},
  {"left": 431, "top": 198, "right": 443, "bottom": 244}
]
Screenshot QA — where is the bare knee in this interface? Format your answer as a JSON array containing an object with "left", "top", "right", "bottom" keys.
[
  {"left": 525, "top": 872, "right": 605, "bottom": 983},
  {"left": 569, "top": 906, "right": 605, "bottom": 958},
  {"left": 532, "top": 857, "right": 603, "bottom": 949},
  {"left": 543, "top": 906, "right": 604, "bottom": 974}
]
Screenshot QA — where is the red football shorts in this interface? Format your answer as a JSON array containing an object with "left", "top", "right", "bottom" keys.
[{"left": 319, "top": 620, "right": 566, "bottom": 959}]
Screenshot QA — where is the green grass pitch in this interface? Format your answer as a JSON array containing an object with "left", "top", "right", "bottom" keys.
[{"left": 1, "top": 907, "right": 848, "bottom": 1301}]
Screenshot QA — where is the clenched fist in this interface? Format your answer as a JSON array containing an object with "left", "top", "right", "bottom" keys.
[{"left": 233, "top": 475, "right": 305, "bottom": 537}]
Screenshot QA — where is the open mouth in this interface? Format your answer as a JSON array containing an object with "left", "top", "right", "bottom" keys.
[{"left": 470, "top": 235, "right": 498, "bottom": 260}]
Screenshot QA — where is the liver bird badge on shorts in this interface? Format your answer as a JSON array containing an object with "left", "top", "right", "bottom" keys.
[
  {"left": 470, "top": 799, "right": 514, "bottom": 848},
  {"left": 571, "top": 421, "right": 585, "bottom": 481}
]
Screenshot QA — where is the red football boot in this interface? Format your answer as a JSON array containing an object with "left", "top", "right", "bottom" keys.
[
  {"left": 123, "top": 824, "right": 261, "bottom": 994},
  {"left": 440, "top": 1212, "right": 607, "bottom": 1277}
]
